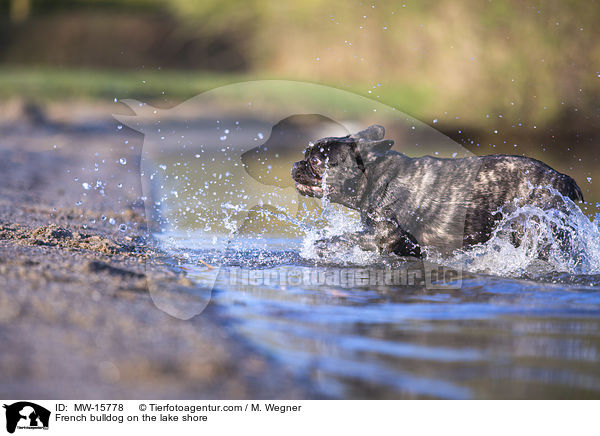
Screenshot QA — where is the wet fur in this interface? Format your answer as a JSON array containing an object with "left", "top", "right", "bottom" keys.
[{"left": 292, "top": 125, "right": 584, "bottom": 258}]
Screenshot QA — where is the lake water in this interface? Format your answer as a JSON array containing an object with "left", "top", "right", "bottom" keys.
[
  {"left": 159, "top": 216, "right": 600, "bottom": 399},
  {"left": 121, "top": 90, "right": 600, "bottom": 399},
  {"left": 150, "top": 163, "right": 600, "bottom": 399}
]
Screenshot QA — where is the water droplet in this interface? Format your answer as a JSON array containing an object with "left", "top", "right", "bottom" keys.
[
  {"left": 109, "top": 218, "right": 116, "bottom": 225},
  {"left": 82, "top": 182, "right": 91, "bottom": 190},
  {"left": 119, "top": 158, "right": 127, "bottom": 165}
]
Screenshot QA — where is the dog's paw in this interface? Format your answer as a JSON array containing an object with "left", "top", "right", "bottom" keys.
[
  {"left": 313, "top": 235, "right": 349, "bottom": 257},
  {"left": 313, "top": 238, "right": 331, "bottom": 257}
]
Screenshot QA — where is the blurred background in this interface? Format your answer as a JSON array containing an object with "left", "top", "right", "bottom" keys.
[{"left": 0, "top": 0, "right": 598, "bottom": 209}]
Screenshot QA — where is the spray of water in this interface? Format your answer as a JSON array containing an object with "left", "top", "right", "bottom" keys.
[
  {"left": 430, "top": 187, "right": 600, "bottom": 277},
  {"left": 298, "top": 177, "right": 600, "bottom": 276},
  {"left": 299, "top": 159, "right": 381, "bottom": 264},
  {"left": 152, "top": 149, "right": 599, "bottom": 278}
]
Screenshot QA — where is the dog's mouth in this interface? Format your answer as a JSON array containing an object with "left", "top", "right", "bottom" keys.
[{"left": 294, "top": 182, "right": 324, "bottom": 197}]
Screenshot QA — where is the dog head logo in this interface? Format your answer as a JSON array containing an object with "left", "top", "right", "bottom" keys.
[
  {"left": 113, "top": 81, "right": 471, "bottom": 320},
  {"left": 3, "top": 402, "right": 50, "bottom": 434}
]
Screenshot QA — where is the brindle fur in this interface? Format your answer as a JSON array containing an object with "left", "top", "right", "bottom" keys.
[{"left": 291, "top": 125, "right": 583, "bottom": 258}]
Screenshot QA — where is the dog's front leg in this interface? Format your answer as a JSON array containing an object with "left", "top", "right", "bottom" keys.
[
  {"left": 313, "top": 230, "right": 380, "bottom": 257},
  {"left": 313, "top": 220, "right": 421, "bottom": 258}
]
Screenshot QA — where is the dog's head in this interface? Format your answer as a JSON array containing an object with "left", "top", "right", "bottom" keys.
[{"left": 291, "top": 124, "right": 394, "bottom": 201}]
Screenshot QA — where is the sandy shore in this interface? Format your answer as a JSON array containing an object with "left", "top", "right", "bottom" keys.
[{"left": 0, "top": 100, "right": 308, "bottom": 399}]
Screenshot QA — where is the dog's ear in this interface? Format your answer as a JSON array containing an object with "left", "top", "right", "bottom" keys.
[
  {"left": 352, "top": 124, "right": 393, "bottom": 162},
  {"left": 352, "top": 124, "right": 385, "bottom": 141}
]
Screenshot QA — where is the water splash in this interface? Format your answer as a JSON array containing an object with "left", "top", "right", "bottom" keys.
[
  {"left": 297, "top": 177, "right": 600, "bottom": 276},
  {"left": 299, "top": 159, "right": 380, "bottom": 264},
  {"left": 434, "top": 187, "right": 600, "bottom": 278}
]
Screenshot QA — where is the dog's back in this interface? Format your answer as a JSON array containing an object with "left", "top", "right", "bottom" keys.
[
  {"left": 462, "top": 154, "right": 583, "bottom": 246},
  {"left": 367, "top": 152, "right": 583, "bottom": 253}
]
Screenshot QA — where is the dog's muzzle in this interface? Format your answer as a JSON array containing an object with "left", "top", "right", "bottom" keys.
[{"left": 292, "top": 161, "right": 324, "bottom": 197}]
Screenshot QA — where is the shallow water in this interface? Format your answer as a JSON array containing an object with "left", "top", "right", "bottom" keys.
[
  {"left": 160, "top": 233, "right": 600, "bottom": 399},
  {"left": 128, "top": 101, "right": 600, "bottom": 398}
]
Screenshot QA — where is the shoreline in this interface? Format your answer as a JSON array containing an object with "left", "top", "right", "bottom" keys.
[{"left": 0, "top": 103, "right": 308, "bottom": 399}]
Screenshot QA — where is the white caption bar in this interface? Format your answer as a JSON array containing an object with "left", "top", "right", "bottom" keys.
[{"left": 1, "top": 400, "right": 597, "bottom": 436}]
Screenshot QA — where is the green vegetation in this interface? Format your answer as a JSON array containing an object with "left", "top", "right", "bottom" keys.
[
  {"left": 0, "top": 67, "right": 246, "bottom": 101},
  {"left": 0, "top": 0, "right": 597, "bottom": 128},
  {"left": 0, "top": 67, "right": 434, "bottom": 117}
]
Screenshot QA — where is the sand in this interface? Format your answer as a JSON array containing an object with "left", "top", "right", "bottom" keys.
[{"left": 0, "top": 100, "right": 308, "bottom": 399}]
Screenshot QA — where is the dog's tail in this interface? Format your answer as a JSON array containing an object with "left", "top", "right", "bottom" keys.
[{"left": 559, "top": 174, "right": 584, "bottom": 203}]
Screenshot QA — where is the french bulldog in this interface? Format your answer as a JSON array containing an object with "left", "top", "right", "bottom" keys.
[{"left": 291, "top": 125, "right": 584, "bottom": 257}]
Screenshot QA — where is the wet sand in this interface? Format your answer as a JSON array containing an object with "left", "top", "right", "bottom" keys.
[{"left": 0, "top": 100, "right": 308, "bottom": 399}]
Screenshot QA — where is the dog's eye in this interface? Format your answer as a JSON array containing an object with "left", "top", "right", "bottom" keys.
[{"left": 310, "top": 156, "right": 322, "bottom": 166}]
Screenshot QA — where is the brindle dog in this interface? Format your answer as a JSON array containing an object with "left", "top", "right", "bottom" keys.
[{"left": 291, "top": 125, "right": 583, "bottom": 257}]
